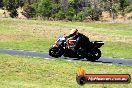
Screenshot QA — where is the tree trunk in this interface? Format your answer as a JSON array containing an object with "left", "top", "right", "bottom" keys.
[
  {"left": 61, "top": 0, "right": 68, "bottom": 13},
  {"left": 109, "top": 0, "right": 115, "bottom": 22}
]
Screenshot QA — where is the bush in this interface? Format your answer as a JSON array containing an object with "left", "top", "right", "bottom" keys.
[
  {"left": 9, "top": 9, "right": 18, "bottom": 18},
  {"left": 16, "top": 0, "right": 24, "bottom": 8},
  {"left": 6, "top": 0, "right": 16, "bottom": 11},
  {"left": 54, "top": 10, "right": 65, "bottom": 20},
  {"left": 34, "top": 0, "right": 53, "bottom": 18},
  {"left": 22, "top": 5, "right": 36, "bottom": 19},
  {"left": 33, "top": 0, "right": 62, "bottom": 19},
  {"left": 76, "top": 11, "right": 86, "bottom": 21},
  {"left": 52, "top": 3, "right": 61, "bottom": 15},
  {"left": 6, "top": 0, "right": 18, "bottom": 18},
  {"left": 74, "top": 7, "right": 102, "bottom": 21},
  {"left": 85, "top": 7, "right": 102, "bottom": 21},
  {"left": 66, "top": 7, "right": 76, "bottom": 21},
  {"left": 0, "top": 0, "right": 4, "bottom": 8},
  {"left": 126, "top": 5, "right": 132, "bottom": 13}
]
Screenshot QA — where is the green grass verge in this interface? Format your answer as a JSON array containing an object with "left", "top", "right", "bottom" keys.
[
  {"left": 0, "top": 39, "right": 54, "bottom": 52},
  {"left": 0, "top": 54, "right": 132, "bottom": 88},
  {"left": 101, "top": 41, "right": 132, "bottom": 58},
  {"left": 0, "top": 22, "right": 17, "bottom": 33}
]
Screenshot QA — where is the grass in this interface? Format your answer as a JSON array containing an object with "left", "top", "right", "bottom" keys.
[
  {"left": 0, "top": 18, "right": 132, "bottom": 58},
  {"left": 0, "top": 39, "right": 54, "bottom": 52},
  {"left": 101, "top": 41, "right": 132, "bottom": 58},
  {"left": 47, "top": 21, "right": 132, "bottom": 36},
  {"left": 0, "top": 54, "right": 132, "bottom": 88},
  {"left": 0, "top": 21, "right": 17, "bottom": 33}
]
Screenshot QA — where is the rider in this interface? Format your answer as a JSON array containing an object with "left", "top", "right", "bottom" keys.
[{"left": 65, "top": 28, "right": 91, "bottom": 53}]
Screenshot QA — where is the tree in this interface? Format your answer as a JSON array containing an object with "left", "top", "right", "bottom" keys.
[
  {"left": 66, "top": 7, "right": 76, "bottom": 21},
  {"left": 76, "top": 11, "right": 86, "bottom": 21},
  {"left": 6, "top": 0, "right": 18, "bottom": 18},
  {"left": 119, "top": 0, "right": 129, "bottom": 16},
  {"left": 0, "top": 0, "right": 4, "bottom": 8},
  {"left": 7, "top": 0, "right": 15, "bottom": 11},
  {"left": 16, "top": 0, "right": 25, "bottom": 8},
  {"left": 85, "top": 7, "right": 102, "bottom": 21},
  {"left": 54, "top": 10, "right": 65, "bottom": 20},
  {"left": 61, "top": 0, "right": 68, "bottom": 13},
  {"left": 10, "top": 9, "right": 18, "bottom": 18},
  {"left": 37, "top": 0, "right": 53, "bottom": 18},
  {"left": 109, "top": 0, "right": 114, "bottom": 20},
  {"left": 51, "top": 3, "right": 61, "bottom": 18},
  {"left": 70, "top": 0, "right": 83, "bottom": 15},
  {"left": 3, "top": 0, "right": 8, "bottom": 7},
  {"left": 34, "top": 0, "right": 61, "bottom": 19},
  {"left": 53, "top": 0, "right": 60, "bottom": 4},
  {"left": 22, "top": 5, "right": 36, "bottom": 18}
]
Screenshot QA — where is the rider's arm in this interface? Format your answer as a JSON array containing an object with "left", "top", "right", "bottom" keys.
[
  {"left": 74, "top": 37, "right": 82, "bottom": 51},
  {"left": 65, "top": 34, "right": 74, "bottom": 39}
]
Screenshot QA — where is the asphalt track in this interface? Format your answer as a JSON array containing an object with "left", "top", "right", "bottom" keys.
[{"left": 0, "top": 49, "right": 132, "bottom": 66}]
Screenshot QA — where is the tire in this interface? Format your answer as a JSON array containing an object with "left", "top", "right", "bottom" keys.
[
  {"left": 86, "top": 49, "right": 101, "bottom": 62},
  {"left": 49, "top": 47, "right": 64, "bottom": 58}
]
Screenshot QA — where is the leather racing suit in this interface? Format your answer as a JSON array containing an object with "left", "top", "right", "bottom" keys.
[{"left": 66, "top": 33, "right": 91, "bottom": 52}]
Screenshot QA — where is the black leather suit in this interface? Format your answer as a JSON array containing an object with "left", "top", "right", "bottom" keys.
[{"left": 66, "top": 33, "right": 91, "bottom": 52}]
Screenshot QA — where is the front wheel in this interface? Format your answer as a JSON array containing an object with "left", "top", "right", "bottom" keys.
[
  {"left": 86, "top": 49, "right": 101, "bottom": 62},
  {"left": 49, "top": 47, "right": 64, "bottom": 58}
]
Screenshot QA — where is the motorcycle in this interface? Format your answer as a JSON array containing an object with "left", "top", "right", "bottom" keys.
[{"left": 49, "top": 35, "right": 104, "bottom": 61}]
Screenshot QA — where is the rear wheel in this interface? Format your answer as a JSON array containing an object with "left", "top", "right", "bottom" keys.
[
  {"left": 86, "top": 49, "right": 101, "bottom": 62},
  {"left": 49, "top": 47, "right": 64, "bottom": 58}
]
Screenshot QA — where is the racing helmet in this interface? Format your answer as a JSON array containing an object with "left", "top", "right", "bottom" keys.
[{"left": 70, "top": 28, "right": 78, "bottom": 35}]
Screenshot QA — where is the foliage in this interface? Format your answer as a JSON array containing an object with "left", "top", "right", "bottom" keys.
[
  {"left": 9, "top": 9, "right": 18, "bottom": 18},
  {"left": 34, "top": 0, "right": 53, "bottom": 18},
  {"left": 0, "top": 0, "right": 4, "bottom": 8},
  {"left": 75, "top": 11, "right": 86, "bottom": 21},
  {"left": 119, "top": 0, "right": 130, "bottom": 16},
  {"left": 22, "top": 4, "right": 36, "bottom": 18},
  {"left": 66, "top": 7, "right": 76, "bottom": 21},
  {"left": 1, "top": 0, "right": 132, "bottom": 21},
  {"left": 6, "top": 0, "right": 18, "bottom": 18},
  {"left": 54, "top": 10, "right": 66, "bottom": 20},
  {"left": 16, "top": 0, "right": 25, "bottom": 8},
  {"left": 84, "top": 7, "right": 102, "bottom": 21},
  {"left": 126, "top": 5, "right": 132, "bottom": 13},
  {"left": 119, "top": 0, "right": 129, "bottom": 10},
  {"left": 6, "top": 0, "right": 15, "bottom": 11},
  {"left": 51, "top": 3, "right": 61, "bottom": 16}
]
